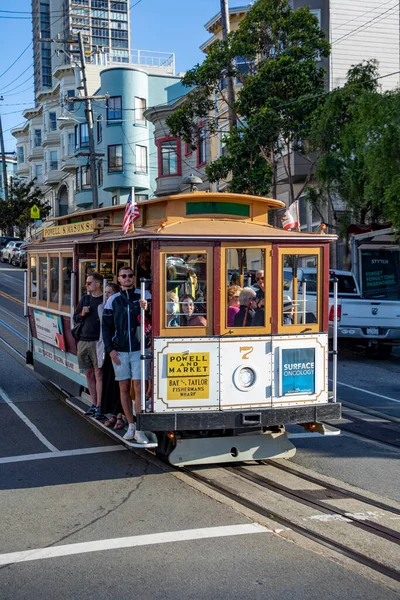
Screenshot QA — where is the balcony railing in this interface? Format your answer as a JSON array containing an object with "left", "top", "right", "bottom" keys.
[{"left": 93, "top": 49, "right": 175, "bottom": 75}]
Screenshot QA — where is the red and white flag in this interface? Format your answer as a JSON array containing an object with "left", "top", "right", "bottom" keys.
[
  {"left": 281, "top": 200, "right": 299, "bottom": 230},
  {"left": 122, "top": 192, "right": 140, "bottom": 234}
]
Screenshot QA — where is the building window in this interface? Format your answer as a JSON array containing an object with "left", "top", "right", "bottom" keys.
[
  {"left": 35, "top": 164, "right": 43, "bottom": 183},
  {"left": 108, "top": 144, "right": 123, "bottom": 172},
  {"left": 158, "top": 137, "right": 181, "bottom": 177},
  {"left": 66, "top": 89, "right": 75, "bottom": 111},
  {"left": 135, "top": 194, "right": 148, "bottom": 203},
  {"left": 17, "top": 147, "right": 24, "bottom": 163},
  {"left": 81, "top": 165, "right": 91, "bottom": 189},
  {"left": 75, "top": 168, "right": 80, "bottom": 191},
  {"left": 135, "top": 145, "right": 147, "bottom": 173},
  {"left": 97, "top": 161, "right": 103, "bottom": 186},
  {"left": 48, "top": 112, "right": 57, "bottom": 131},
  {"left": 107, "top": 96, "right": 122, "bottom": 123},
  {"left": 80, "top": 123, "right": 89, "bottom": 147},
  {"left": 112, "top": 194, "right": 118, "bottom": 205},
  {"left": 184, "top": 142, "right": 192, "bottom": 157},
  {"left": 49, "top": 151, "right": 58, "bottom": 171},
  {"left": 134, "top": 96, "right": 146, "bottom": 125},
  {"left": 197, "top": 125, "right": 206, "bottom": 167},
  {"left": 97, "top": 116, "right": 102, "bottom": 143},
  {"left": 34, "top": 129, "right": 42, "bottom": 147}
]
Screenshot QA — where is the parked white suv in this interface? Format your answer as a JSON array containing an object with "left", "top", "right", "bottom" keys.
[{"left": 1, "top": 241, "right": 24, "bottom": 264}]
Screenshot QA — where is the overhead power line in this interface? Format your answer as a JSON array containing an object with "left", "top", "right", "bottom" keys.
[
  {"left": 332, "top": 2, "right": 399, "bottom": 45},
  {"left": 0, "top": 42, "right": 32, "bottom": 80}
]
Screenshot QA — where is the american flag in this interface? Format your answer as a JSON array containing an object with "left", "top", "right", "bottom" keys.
[{"left": 122, "top": 192, "right": 140, "bottom": 234}]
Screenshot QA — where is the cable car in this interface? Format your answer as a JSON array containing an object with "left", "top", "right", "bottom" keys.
[{"left": 25, "top": 191, "right": 341, "bottom": 465}]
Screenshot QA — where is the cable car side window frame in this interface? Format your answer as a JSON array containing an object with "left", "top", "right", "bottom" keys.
[
  {"left": 221, "top": 243, "right": 272, "bottom": 335},
  {"left": 159, "top": 246, "right": 213, "bottom": 337},
  {"left": 277, "top": 247, "right": 322, "bottom": 334}
]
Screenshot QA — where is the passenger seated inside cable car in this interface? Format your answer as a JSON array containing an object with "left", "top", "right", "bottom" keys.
[
  {"left": 166, "top": 291, "right": 180, "bottom": 327},
  {"left": 234, "top": 287, "right": 258, "bottom": 327},
  {"left": 180, "top": 294, "right": 207, "bottom": 326},
  {"left": 165, "top": 252, "right": 207, "bottom": 327},
  {"left": 227, "top": 285, "right": 242, "bottom": 327}
]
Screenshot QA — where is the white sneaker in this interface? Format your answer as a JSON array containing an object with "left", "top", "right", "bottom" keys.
[
  {"left": 134, "top": 430, "right": 149, "bottom": 444},
  {"left": 145, "top": 398, "right": 152, "bottom": 413},
  {"left": 123, "top": 425, "right": 136, "bottom": 441}
]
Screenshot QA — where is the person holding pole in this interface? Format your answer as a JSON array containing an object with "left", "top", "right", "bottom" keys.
[{"left": 102, "top": 265, "right": 150, "bottom": 444}]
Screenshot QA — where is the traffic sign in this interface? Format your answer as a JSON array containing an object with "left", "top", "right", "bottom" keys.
[{"left": 30, "top": 204, "right": 41, "bottom": 219}]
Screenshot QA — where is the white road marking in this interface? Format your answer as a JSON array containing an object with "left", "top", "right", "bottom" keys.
[
  {"left": 0, "top": 386, "right": 58, "bottom": 452},
  {"left": 0, "top": 445, "right": 126, "bottom": 465},
  {"left": 332, "top": 379, "right": 400, "bottom": 405},
  {"left": 0, "top": 524, "right": 270, "bottom": 565}
]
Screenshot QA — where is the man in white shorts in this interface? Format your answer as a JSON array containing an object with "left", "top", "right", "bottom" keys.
[{"left": 102, "top": 266, "right": 150, "bottom": 443}]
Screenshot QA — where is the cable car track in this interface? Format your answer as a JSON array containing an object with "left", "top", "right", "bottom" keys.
[{"left": 181, "top": 466, "right": 400, "bottom": 583}]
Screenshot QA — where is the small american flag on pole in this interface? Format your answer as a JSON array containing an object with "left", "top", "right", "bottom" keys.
[{"left": 122, "top": 191, "right": 140, "bottom": 234}]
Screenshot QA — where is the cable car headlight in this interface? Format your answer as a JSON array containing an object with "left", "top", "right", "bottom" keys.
[{"left": 234, "top": 366, "right": 257, "bottom": 391}]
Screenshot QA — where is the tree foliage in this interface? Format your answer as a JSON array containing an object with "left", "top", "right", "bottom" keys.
[
  {"left": 166, "top": 0, "right": 330, "bottom": 199},
  {"left": 310, "top": 60, "right": 400, "bottom": 229},
  {"left": 0, "top": 179, "right": 51, "bottom": 237}
]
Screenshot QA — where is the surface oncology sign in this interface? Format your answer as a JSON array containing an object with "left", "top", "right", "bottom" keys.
[
  {"left": 33, "top": 310, "right": 65, "bottom": 350},
  {"left": 281, "top": 348, "right": 315, "bottom": 395},
  {"left": 167, "top": 352, "right": 210, "bottom": 400}
]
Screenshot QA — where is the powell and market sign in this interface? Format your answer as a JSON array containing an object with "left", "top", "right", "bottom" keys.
[{"left": 44, "top": 219, "right": 104, "bottom": 238}]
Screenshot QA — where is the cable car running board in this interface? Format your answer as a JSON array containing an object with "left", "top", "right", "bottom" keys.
[{"left": 168, "top": 431, "right": 296, "bottom": 467}]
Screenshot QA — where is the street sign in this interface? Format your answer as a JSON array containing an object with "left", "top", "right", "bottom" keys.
[{"left": 30, "top": 204, "right": 41, "bottom": 219}]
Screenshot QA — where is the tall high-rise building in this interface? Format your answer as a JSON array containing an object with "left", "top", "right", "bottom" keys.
[{"left": 32, "top": 0, "right": 131, "bottom": 97}]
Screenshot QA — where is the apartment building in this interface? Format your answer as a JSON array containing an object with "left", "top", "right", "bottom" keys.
[
  {"left": 32, "top": 0, "right": 131, "bottom": 98},
  {"left": 12, "top": 52, "right": 182, "bottom": 217},
  {"left": 0, "top": 156, "right": 17, "bottom": 200}
]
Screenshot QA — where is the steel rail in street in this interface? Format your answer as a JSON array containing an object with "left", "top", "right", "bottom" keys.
[
  {"left": 230, "top": 466, "right": 400, "bottom": 544},
  {"left": 182, "top": 467, "right": 400, "bottom": 583},
  {"left": 264, "top": 459, "right": 400, "bottom": 516}
]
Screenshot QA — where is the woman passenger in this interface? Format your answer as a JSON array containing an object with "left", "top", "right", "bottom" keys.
[
  {"left": 227, "top": 285, "right": 242, "bottom": 327},
  {"left": 234, "top": 287, "right": 257, "bottom": 327},
  {"left": 180, "top": 294, "right": 207, "bottom": 326},
  {"left": 99, "top": 283, "right": 124, "bottom": 430}
]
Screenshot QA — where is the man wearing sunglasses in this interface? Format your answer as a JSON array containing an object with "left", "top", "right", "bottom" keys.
[
  {"left": 253, "top": 269, "right": 265, "bottom": 305},
  {"left": 102, "top": 266, "right": 150, "bottom": 444}
]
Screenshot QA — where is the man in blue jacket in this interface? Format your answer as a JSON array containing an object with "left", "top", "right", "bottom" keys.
[{"left": 102, "top": 266, "right": 149, "bottom": 444}]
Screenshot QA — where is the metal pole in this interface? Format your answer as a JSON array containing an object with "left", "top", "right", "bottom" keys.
[
  {"left": 301, "top": 280, "right": 307, "bottom": 325},
  {"left": 0, "top": 113, "right": 9, "bottom": 202},
  {"left": 332, "top": 277, "right": 338, "bottom": 403},
  {"left": 140, "top": 277, "right": 146, "bottom": 413},
  {"left": 78, "top": 32, "right": 99, "bottom": 210},
  {"left": 220, "top": 0, "right": 236, "bottom": 129},
  {"left": 70, "top": 270, "right": 76, "bottom": 327},
  {"left": 23, "top": 269, "right": 28, "bottom": 318}
]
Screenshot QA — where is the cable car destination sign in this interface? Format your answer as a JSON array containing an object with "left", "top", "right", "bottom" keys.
[
  {"left": 167, "top": 352, "right": 210, "bottom": 400},
  {"left": 44, "top": 219, "right": 104, "bottom": 238}
]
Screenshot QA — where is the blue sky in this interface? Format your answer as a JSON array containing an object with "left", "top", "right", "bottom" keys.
[{"left": 0, "top": 0, "right": 247, "bottom": 150}]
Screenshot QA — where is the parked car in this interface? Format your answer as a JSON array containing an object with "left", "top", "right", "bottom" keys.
[
  {"left": 1, "top": 241, "right": 24, "bottom": 264},
  {"left": 13, "top": 247, "right": 27, "bottom": 268},
  {"left": 0, "top": 236, "right": 19, "bottom": 250},
  {"left": 328, "top": 269, "right": 399, "bottom": 358}
]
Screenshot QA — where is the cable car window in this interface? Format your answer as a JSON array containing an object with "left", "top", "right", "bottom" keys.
[
  {"left": 39, "top": 257, "right": 48, "bottom": 302},
  {"left": 226, "top": 248, "right": 264, "bottom": 327},
  {"left": 50, "top": 257, "right": 60, "bottom": 304},
  {"left": 282, "top": 255, "right": 318, "bottom": 326},
  {"left": 165, "top": 253, "right": 207, "bottom": 326},
  {"left": 62, "top": 256, "right": 73, "bottom": 307},
  {"left": 80, "top": 260, "right": 97, "bottom": 296},
  {"left": 30, "top": 256, "right": 37, "bottom": 300}
]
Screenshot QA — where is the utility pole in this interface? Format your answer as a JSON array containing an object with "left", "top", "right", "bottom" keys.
[
  {"left": 220, "top": 0, "right": 236, "bottom": 129},
  {"left": 78, "top": 32, "right": 98, "bottom": 209},
  {"left": 0, "top": 111, "right": 9, "bottom": 202}
]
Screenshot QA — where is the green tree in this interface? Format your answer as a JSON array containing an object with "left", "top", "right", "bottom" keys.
[
  {"left": 310, "top": 60, "right": 400, "bottom": 229},
  {"left": 0, "top": 178, "right": 51, "bottom": 238},
  {"left": 166, "top": 0, "right": 330, "bottom": 199}
]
